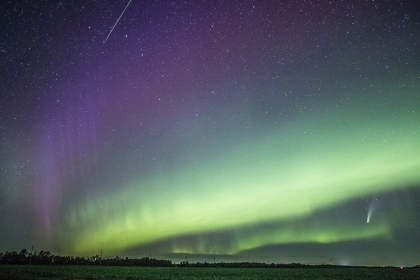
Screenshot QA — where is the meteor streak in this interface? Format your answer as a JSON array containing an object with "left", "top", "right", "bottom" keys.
[{"left": 103, "top": 0, "right": 132, "bottom": 44}]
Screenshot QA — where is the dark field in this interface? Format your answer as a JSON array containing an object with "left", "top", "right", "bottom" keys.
[{"left": 1, "top": 265, "right": 419, "bottom": 280}]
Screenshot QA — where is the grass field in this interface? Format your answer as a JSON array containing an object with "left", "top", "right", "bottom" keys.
[{"left": 0, "top": 265, "right": 419, "bottom": 280}]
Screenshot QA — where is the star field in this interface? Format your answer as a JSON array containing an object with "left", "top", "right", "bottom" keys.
[{"left": 1, "top": 0, "right": 420, "bottom": 266}]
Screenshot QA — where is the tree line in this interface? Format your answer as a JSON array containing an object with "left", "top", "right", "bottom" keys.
[
  {"left": 2, "top": 249, "right": 419, "bottom": 268},
  {"left": 0, "top": 249, "right": 171, "bottom": 266},
  {"left": 0, "top": 250, "right": 324, "bottom": 268}
]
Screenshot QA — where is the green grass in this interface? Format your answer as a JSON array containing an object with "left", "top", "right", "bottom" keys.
[{"left": 0, "top": 265, "right": 419, "bottom": 280}]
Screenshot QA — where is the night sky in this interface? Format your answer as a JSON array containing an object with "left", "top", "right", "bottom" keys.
[{"left": 1, "top": 0, "right": 420, "bottom": 266}]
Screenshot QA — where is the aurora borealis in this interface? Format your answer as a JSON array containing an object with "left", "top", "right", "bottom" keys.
[{"left": 1, "top": 0, "right": 419, "bottom": 266}]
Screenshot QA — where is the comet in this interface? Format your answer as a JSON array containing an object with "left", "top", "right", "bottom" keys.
[
  {"left": 367, "top": 208, "right": 372, "bottom": 223},
  {"left": 103, "top": 0, "right": 132, "bottom": 44},
  {"left": 367, "top": 196, "right": 378, "bottom": 223}
]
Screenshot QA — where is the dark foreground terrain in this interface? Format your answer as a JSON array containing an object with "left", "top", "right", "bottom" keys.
[{"left": 0, "top": 265, "right": 419, "bottom": 280}]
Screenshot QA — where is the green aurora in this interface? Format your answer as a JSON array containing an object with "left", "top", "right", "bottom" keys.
[{"left": 56, "top": 85, "right": 420, "bottom": 256}]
